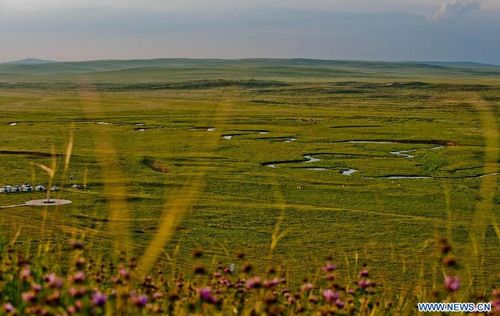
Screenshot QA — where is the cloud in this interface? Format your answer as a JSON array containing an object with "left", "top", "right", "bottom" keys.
[{"left": 429, "top": 0, "right": 481, "bottom": 21}]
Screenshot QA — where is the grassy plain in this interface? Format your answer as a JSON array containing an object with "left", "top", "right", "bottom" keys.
[{"left": 0, "top": 59, "right": 498, "bottom": 294}]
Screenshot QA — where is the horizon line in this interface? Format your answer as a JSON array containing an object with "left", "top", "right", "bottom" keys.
[{"left": 2, "top": 57, "right": 499, "bottom": 67}]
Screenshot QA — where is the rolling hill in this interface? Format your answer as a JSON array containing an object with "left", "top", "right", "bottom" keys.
[{"left": 1, "top": 58, "right": 500, "bottom": 84}]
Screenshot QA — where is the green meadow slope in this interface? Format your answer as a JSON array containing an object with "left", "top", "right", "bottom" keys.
[{"left": 0, "top": 59, "right": 498, "bottom": 291}]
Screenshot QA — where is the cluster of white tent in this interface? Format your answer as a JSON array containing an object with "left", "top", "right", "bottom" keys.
[{"left": 0, "top": 184, "right": 59, "bottom": 193}]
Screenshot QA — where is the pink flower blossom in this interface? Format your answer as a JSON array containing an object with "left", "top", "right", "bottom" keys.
[
  {"left": 358, "top": 279, "right": 371, "bottom": 289},
  {"left": 91, "top": 291, "right": 107, "bottom": 306},
  {"left": 20, "top": 267, "right": 31, "bottom": 281},
  {"left": 131, "top": 293, "right": 148, "bottom": 307},
  {"left": 323, "top": 289, "right": 339, "bottom": 303},
  {"left": 44, "top": 273, "right": 63, "bottom": 289},
  {"left": 119, "top": 267, "right": 130, "bottom": 279},
  {"left": 335, "top": 299, "right": 345, "bottom": 309},
  {"left": 2, "top": 303, "right": 15, "bottom": 314},
  {"left": 322, "top": 262, "right": 337, "bottom": 272},
  {"left": 199, "top": 287, "right": 217, "bottom": 304},
  {"left": 263, "top": 277, "right": 280, "bottom": 288},
  {"left": 22, "top": 291, "right": 36, "bottom": 303},
  {"left": 246, "top": 276, "right": 262, "bottom": 289},
  {"left": 444, "top": 276, "right": 460, "bottom": 292},
  {"left": 359, "top": 269, "right": 369, "bottom": 278},
  {"left": 72, "top": 271, "right": 85, "bottom": 283}
]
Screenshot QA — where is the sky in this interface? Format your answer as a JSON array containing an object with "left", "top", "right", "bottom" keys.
[{"left": 0, "top": 0, "right": 499, "bottom": 64}]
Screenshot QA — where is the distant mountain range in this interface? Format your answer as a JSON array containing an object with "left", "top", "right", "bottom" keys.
[{"left": 4, "top": 58, "right": 56, "bottom": 65}]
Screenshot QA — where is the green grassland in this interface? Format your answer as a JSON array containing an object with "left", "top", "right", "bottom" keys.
[{"left": 0, "top": 59, "right": 498, "bottom": 292}]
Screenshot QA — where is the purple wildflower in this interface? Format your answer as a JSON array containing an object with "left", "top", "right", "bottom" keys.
[
  {"left": 323, "top": 289, "right": 339, "bottom": 303},
  {"left": 69, "top": 286, "right": 87, "bottom": 298},
  {"left": 2, "top": 303, "right": 15, "bottom": 314},
  {"left": 219, "top": 277, "right": 232, "bottom": 287},
  {"left": 44, "top": 273, "right": 63, "bottom": 289},
  {"left": 199, "top": 287, "right": 217, "bottom": 304},
  {"left": 359, "top": 269, "right": 369, "bottom": 278},
  {"left": 335, "top": 299, "right": 345, "bottom": 309},
  {"left": 119, "top": 267, "right": 130, "bottom": 279},
  {"left": 322, "top": 262, "right": 337, "bottom": 273},
  {"left": 72, "top": 271, "right": 85, "bottom": 283},
  {"left": 491, "top": 299, "right": 500, "bottom": 313},
  {"left": 444, "top": 276, "right": 460, "bottom": 292},
  {"left": 263, "top": 277, "right": 280, "bottom": 288},
  {"left": 131, "top": 294, "right": 148, "bottom": 307},
  {"left": 246, "top": 276, "right": 262, "bottom": 289},
  {"left": 20, "top": 267, "right": 31, "bottom": 281},
  {"left": 22, "top": 291, "right": 36, "bottom": 303},
  {"left": 358, "top": 279, "right": 371, "bottom": 289},
  {"left": 91, "top": 291, "right": 107, "bottom": 307}
]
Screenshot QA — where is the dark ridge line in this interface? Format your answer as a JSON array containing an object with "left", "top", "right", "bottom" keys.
[
  {"left": 250, "top": 100, "right": 282, "bottom": 104},
  {"left": 0, "top": 150, "right": 64, "bottom": 157},
  {"left": 0, "top": 79, "right": 290, "bottom": 91}
]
